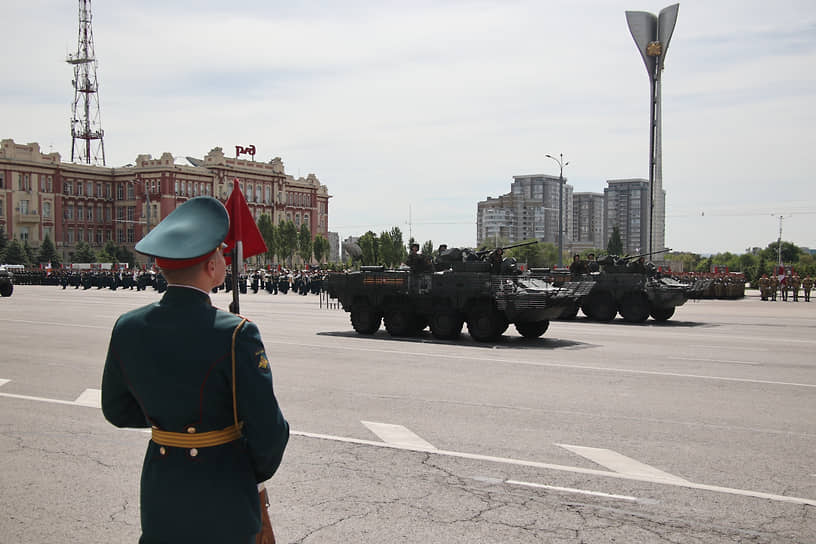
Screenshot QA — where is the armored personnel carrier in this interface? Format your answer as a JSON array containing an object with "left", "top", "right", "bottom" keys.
[
  {"left": 538, "top": 253, "right": 706, "bottom": 323},
  {"left": 0, "top": 266, "right": 14, "bottom": 297},
  {"left": 327, "top": 245, "right": 585, "bottom": 342}
]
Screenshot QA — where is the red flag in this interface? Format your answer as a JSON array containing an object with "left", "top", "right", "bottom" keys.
[{"left": 223, "top": 179, "right": 267, "bottom": 265}]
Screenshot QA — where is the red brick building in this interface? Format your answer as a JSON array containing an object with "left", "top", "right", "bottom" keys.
[{"left": 0, "top": 139, "right": 330, "bottom": 264}]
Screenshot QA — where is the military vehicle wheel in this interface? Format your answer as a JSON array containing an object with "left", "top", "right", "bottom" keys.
[
  {"left": 351, "top": 305, "right": 381, "bottom": 334},
  {"left": 466, "top": 306, "right": 504, "bottom": 342},
  {"left": 430, "top": 311, "right": 464, "bottom": 339},
  {"left": 650, "top": 306, "right": 675, "bottom": 321},
  {"left": 384, "top": 308, "right": 417, "bottom": 336},
  {"left": 0, "top": 282, "right": 12, "bottom": 297},
  {"left": 582, "top": 292, "right": 616, "bottom": 321},
  {"left": 515, "top": 320, "right": 550, "bottom": 338},
  {"left": 619, "top": 293, "right": 649, "bottom": 323}
]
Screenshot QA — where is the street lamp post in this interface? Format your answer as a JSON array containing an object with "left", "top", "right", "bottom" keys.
[{"left": 545, "top": 153, "right": 568, "bottom": 267}]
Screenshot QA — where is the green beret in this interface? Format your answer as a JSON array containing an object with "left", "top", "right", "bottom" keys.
[{"left": 135, "top": 196, "right": 229, "bottom": 260}]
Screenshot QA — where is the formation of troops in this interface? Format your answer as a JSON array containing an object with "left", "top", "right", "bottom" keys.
[
  {"left": 667, "top": 271, "right": 747, "bottom": 300},
  {"left": 757, "top": 273, "right": 813, "bottom": 302},
  {"left": 8, "top": 268, "right": 330, "bottom": 297}
]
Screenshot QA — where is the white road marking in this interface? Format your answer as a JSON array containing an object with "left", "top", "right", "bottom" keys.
[
  {"left": 669, "top": 356, "right": 760, "bottom": 366},
  {"left": 265, "top": 340, "right": 816, "bottom": 389},
  {"left": 557, "top": 444, "right": 689, "bottom": 484},
  {"left": 0, "top": 379, "right": 9, "bottom": 387},
  {"left": 3, "top": 391, "right": 815, "bottom": 507},
  {"left": 74, "top": 388, "right": 102, "bottom": 408},
  {"left": 507, "top": 479, "right": 643, "bottom": 503},
  {"left": 0, "top": 318, "right": 110, "bottom": 330},
  {"left": 361, "top": 421, "right": 437, "bottom": 450}
]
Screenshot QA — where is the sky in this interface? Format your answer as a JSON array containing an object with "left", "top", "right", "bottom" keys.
[{"left": 2, "top": 0, "right": 815, "bottom": 255}]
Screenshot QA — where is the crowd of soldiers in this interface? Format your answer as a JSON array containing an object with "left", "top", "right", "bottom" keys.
[
  {"left": 221, "top": 269, "right": 328, "bottom": 296},
  {"left": 667, "top": 271, "right": 746, "bottom": 299},
  {"left": 7, "top": 267, "right": 330, "bottom": 297},
  {"left": 757, "top": 273, "right": 813, "bottom": 302}
]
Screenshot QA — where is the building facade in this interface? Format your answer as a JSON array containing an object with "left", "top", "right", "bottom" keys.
[
  {"left": 0, "top": 138, "right": 330, "bottom": 264},
  {"left": 603, "top": 178, "right": 665, "bottom": 256},
  {"left": 477, "top": 174, "right": 573, "bottom": 247},
  {"left": 571, "top": 192, "right": 605, "bottom": 252}
]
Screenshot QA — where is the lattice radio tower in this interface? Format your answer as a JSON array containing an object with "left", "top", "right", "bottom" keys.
[{"left": 67, "top": 0, "right": 105, "bottom": 165}]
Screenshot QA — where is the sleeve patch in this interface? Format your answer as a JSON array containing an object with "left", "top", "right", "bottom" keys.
[{"left": 256, "top": 350, "right": 270, "bottom": 372}]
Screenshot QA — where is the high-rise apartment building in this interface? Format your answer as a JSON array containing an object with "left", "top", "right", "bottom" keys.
[
  {"left": 603, "top": 178, "right": 665, "bottom": 256},
  {"left": 572, "top": 192, "right": 605, "bottom": 251},
  {"left": 477, "top": 174, "right": 572, "bottom": 247},
  {"left": 0, "top": 138, "right": 330, "bottom": 264}
]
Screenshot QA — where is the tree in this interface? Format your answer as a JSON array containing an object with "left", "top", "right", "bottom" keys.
[
  {"left": 761, "top": 241, "right": 801, "bottom": 264},
  {"left": 0, "top": 227, "right": 8, "bottom": 260},
  {"left": 312, "top": 234, "right": 329, "bottom": 264},
  {"left": 390, "top": 227, "right": 406, "bottom": 265},
  {"left": 73, "top": 240, "right": 96, "bottom": 263},
  {"left": 422, "top": 240, "right": 434, "bottom": 258},
  {"left": 297, "top": 223, "right": 313, "bottom": 265},
  {"left": 358, "top": 231, "right": 379, "bottom": 266},
  {"left": 3, "top": 239, "right": 28, "bottom": 265},
  {"left": 378, "top": 230, "right": 395, "bottom": 267},
  {"left": 607, "top": 225, "right": 623, "bottom": 256},
  {"left": 258, "top": 214, "right": 277, "bottom": 265},
  {"left": 23, "top": 240, "right": 36, "bottom": 265},
  {"left": 97, "top": 240, "right": 119, "bottom": 263},
  {"left": 277, "top": 220, "right": 298, "bottom": 267},
  {"left": 116, "top": 246, "right": 134, "bottom": 267},
  {"left": 37, "top": 234, "right": 60, "bottom": 267}
]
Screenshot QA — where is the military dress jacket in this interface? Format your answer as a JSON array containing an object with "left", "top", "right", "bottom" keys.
[{"left": 102, "top": 286, "right": 289, "bottom": 543}]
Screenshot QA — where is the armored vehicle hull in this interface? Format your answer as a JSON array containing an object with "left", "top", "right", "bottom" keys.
[
  {"left": 327, "top": 263, "right": 583, "bottom": 342},
  {"left": 0, "top": 267, "right": 13, "bottom": 297},
  {"left": 539, "top": 267, "right": 706, "bottom": 323}
]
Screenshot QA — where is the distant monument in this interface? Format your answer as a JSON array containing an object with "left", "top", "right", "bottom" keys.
[{"left": 626, "top": 4, "right": 679, "bottom": 256}]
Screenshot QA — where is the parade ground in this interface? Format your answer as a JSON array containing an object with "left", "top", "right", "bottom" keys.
[{"left": 1, "top": 286, "right": 814, "bottom": 543}]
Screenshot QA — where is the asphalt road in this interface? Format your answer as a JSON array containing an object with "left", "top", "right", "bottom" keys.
[{"left": 0, "top": 285, "right": 814, "bottom": 543}]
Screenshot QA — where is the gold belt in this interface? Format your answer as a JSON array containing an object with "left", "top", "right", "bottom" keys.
[{"left": 151, "top": 422, "right": 244, "bottom": 448}]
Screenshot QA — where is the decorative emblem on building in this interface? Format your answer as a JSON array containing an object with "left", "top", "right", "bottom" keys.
[
  {"left": 235, "top": 145, "right": 256, "bottom": 159},
  {"left": 646, "top": 41, "right": 663, "bottom": 56}
]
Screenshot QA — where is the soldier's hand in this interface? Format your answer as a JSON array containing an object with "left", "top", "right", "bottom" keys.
[{"left": 256, "top": 488, "right": 276, "bottom": 544}]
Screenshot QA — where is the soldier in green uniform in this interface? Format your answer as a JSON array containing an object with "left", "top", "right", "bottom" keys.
[
  {"left": 101, "top": 197, "right": 289, "bottom": 544},
  {"left": 791, "top": 274, "right": 801, "bottom": 302},
  {"left": 758, "top": 274, "right": 770, "bottom": 301},
  {"left": 769, "top": 274, "right": 779, "bottom": 301},
  {"left": 803, "top": 275, "right": 813, "bottom": 302}
]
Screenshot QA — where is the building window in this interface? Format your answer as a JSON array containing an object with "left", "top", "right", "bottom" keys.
[
  {"left": 43, "top": 201, "right": 51, "bottom": 218},
  {"left": 117, "top": 229, "right": 124, "bottom": 243},
  {"left": 127, "top": 228, "right": 134, "bottom": 243},
  {"left": 68, "top": 229, "right": 75, "bottom": 243},
  {"left": 97, "top": 205, "right": 103, "bottom": 222},
  {"left": 20, "top": 200, "right": 29, "bottom": 214},
  {"left": 175, "top": 181, "right": 179, "bottom": 195},
  {"left": 117, "top": 184, "right": 124, "bottom": 200},
  {"left": 105, "top": 207, "right": 111, "bottom": 222},
  {"left": 106, "top": 183, "right": 111, "bottom": 199},
  {"left": 0, "top": 198, "right": 3, "bottom": 215},
  {"left": 0, "top": 172, "right": 4, "bottom": 188},
  {"left": 87, "top": 206, "right": 93, "bottom": 221},
  {"left": 265, "top": 186, "right": 271, "bottom": 204},
  {"left": 86, "top": 182, "right": 92, "bottom": 196},
  {"left": 127, "top": 185, "right": 135, "bottom": 200},
  {"left": 77, "top": 182, "right": 83, "bottom": 196},
  {"left": 96, "top": 183, "right": 102, "bottom": 197},
  {"left": 96, "top": 229, "right": 103, "bottom": 245},
  {"left": 78, "top": 228, "right": 84, "bottom": 242},
  {"left": 127, "top": 207, "right": 135, "bottom": 222}
]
